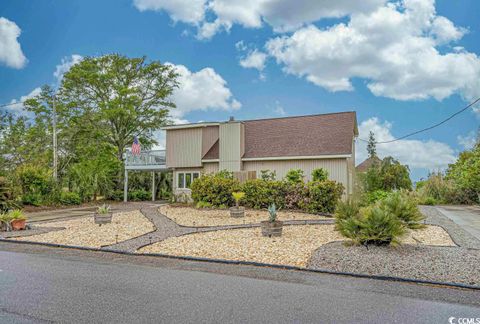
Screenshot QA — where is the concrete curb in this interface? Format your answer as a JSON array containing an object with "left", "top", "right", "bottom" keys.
[{"left": 1, "top": 238, "right": 479, "bottom": 291}]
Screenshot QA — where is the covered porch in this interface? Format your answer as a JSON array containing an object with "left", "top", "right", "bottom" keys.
[{"left": 124, "top": 150, "right": 169, "bottom": 202}]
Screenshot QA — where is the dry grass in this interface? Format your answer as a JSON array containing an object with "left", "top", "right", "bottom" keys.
[
  {"left": 160, "top": 205, "right": 329, "bottom": 227},
  {"left": 13, "top": 211, "right": 154, "bottom": 248},
  {"left": 138, "top": 225, "right": 455, "bottom": 267}
]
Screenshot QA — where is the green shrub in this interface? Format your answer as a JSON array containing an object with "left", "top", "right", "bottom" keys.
[
  {"left": 379, "top": 191, "right": 425, "bottom": 229},
  {"left": 241, "top": 179, "right": 287, "bottom": 209},
  {"left": 0, "top": 177, "right": 16, "bottom": 212},
  {"left": 312, "top": 168, "right": 329, "bottom": 182},
  {"left": 302, "top": 180, "right": 344, "bottom": 214},
  {"left": 284, "top": 183, "right": 308, "bottom": 210},
  {"left": 58, "top": 191, "right": 82, "bottom": 205},
  {"left": 363, "top": 189, "right": 390, "bottom": 205},
  {"left": 285, "top": 169, "right": 304, "bottom": 184},
  {"left": 260, "top": 170, "right": 276, "bottom": 181},
  {"left": 336, "top": 205, "right": 406, "bottom": 246},
  {"left": 22, "top": 192, "right": 43, "bottom": 206},
  {"left": 216, "top": 170, "right": 234, "bottom": 179},
  {"left": 335, "top": 199, "right": 360, "bottom": 222},
  {"left": 190, "top": 173, "right": 240, "bottom": 207},
  {"left": 107, "top": 190, "right": 124, "bottom": 201},
  {"left": 128, "top": 189, "right": 150, "bottom": 201},
  {"left": 196, "top": 201, "right": 212, "bottom": 209}
]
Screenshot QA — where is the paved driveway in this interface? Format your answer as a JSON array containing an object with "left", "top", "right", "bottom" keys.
[{"left": 435, "top": 205, "right": 480, "bottom": 240}]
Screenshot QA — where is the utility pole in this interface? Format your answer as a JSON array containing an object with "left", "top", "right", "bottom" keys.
[{"left": 52, "top": 94, "right": 58, "bottom": 181}]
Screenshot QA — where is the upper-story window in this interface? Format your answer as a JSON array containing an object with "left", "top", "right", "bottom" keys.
[{"left": 178, "top": 172, "right": 200, "bottom": 189}]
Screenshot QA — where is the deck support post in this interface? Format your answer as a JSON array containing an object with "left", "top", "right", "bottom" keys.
[
  {"left": 124, "top": 168, "right": 128, "bottom": 202},
  {"left": 151, "top": 171, "right": 155, "bottom": 202}
]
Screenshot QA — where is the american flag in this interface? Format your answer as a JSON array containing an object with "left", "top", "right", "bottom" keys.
[{"left": 131, "top": 136, "right": 141, "bottom": 156}]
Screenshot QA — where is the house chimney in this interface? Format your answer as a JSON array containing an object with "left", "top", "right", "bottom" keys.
[{"left": 229, "top": 116, "right": 235, "bottom": 122}]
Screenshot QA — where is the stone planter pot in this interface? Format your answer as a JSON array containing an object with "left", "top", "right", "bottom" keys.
[
  {"left": 11, "top": 219, "right": 26, "bottom": 231},
  {"left": 229, "top": 206, "right": 245, "bottom": 218},
  {"left": 94, "top": 213, "right": 112, "bottom": 225},
  {"left": 0, "top": 221, "right": 7, "bottom": 232},
  {"left": 261, "top": 220, "right": 283, "bottom": 237}
]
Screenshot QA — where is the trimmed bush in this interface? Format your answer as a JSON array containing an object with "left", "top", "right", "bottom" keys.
[
  {"left": 241, "top": 179, "right": 287, "bottom": 209},
  {"left": 379, "top": 191, "right": 425, "bottom": 229},
  {"left": 336, "top": 205, "right": 406, "bottom": 246},
  {"left": 58, "top": 191, "right": 82, "bottom": 205},
  {"left": 284, "top": 183, "right": 308, "bottom": 210},
  {"left": 190, "top": 173, "right": 240, "bottom": 207},
  {"left": 285, "top": 169, "right": 304, "bottom": 184},
  {"left": 107, "top": 190, "right": 124, "bottom": 201},
  {"left": 302, "top": 180, "right": 344, "bottom": 214},
  {"left": 312, "top": 168, "right": 329, "bottom": 182}
]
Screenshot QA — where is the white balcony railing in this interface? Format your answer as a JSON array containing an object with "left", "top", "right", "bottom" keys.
[{"left": 125, "top": 150, "right": 166, "bottom": 168}]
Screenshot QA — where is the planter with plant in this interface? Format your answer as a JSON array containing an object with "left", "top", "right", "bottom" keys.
[
  {"left": 8, "top": 210, "right": 27, "bottom": 231},
  {"left": 94, "top": 204, "right": 112, "bottom": 225},
  {"left": 261, "top": 203, "right": 283, "bottom": 237},
  {"left": 230, "top": 191, "right": 245, "bottom": 218}
]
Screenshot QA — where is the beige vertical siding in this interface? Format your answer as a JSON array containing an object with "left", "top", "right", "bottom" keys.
[
  {"left": 219, "top": 122, "right": 243, "bottom": 171},
  {"left": 203, "top": 162, "right": 219, "bottom": 174},
  {"left": 201, "top": 126, "right": 219, "bottom": 157},
  {"left": 242, "top": 158, "right": 349, "bottom": 193},
  {"left": 166, "top": 128, "right": 202, "bottom": 168}
]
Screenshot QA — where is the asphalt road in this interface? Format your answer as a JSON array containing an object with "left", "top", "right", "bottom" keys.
[{"left": 0, "top": 243, "right": 479, "bottom": 323}]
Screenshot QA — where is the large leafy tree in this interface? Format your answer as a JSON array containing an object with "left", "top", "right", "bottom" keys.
[
  {"left": 59, "top": 54, "right": 179, "bottom": 162},
  {"left": 446, "top": 144, "right": 480, "bottom": 202},
  {"left": 362, "top": 156, "right": 412, "bottom": 192}
]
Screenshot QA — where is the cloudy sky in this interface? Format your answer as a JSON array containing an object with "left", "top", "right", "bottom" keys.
[{"left": 1, "top": 0, "right": 479, "bottom": 180}]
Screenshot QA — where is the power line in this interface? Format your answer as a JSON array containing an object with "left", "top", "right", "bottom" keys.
[{"left": 358, "top": 97, "right": 480, "bottom": 144}]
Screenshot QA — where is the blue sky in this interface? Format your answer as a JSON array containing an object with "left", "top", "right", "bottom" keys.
[{"left": 1, "top": 0, "right": 479, "bottom": 180}]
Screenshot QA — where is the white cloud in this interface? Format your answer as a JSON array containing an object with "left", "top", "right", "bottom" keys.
[
  {"left": 0, "top": 17, "right": 27, "bottom": 69},
  {"left": 239, "top": 49, "right": 267, "bottom": 71},
  {"left": 167, "top": 63, "right": 241, "bottom": 118},
  {"left": 134, "top": 0, "right": 385, "bottom": 39},
  {"left": 266, "top": 0, "right": 480, "bottom": 101},
  {"left": 53, "top": 54, "right": 83, "bottom": 84},
  {"left": 133, "top": 0, "right": 206, "bottom": 24},
  {"left": 457, "top": 131, "right": 478, "bottom": 150},
  {"left": 356, "top": 117, "right": 457, "bottom": 170}
]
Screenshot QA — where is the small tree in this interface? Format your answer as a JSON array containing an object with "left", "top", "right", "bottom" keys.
[
  {"left": 312, "top": 168, "right": 329, "bottom": 182},
  {"left": 367, "top": 131, "right": 377, "bottom": 159},
  {"left": 285, "top": 169, "right": 304, "bottom": 184}
]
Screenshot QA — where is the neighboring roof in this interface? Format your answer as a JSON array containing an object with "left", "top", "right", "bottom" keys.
[
  {"left": 356, "top": 156, "right": 382, "bottom": 172},
  {"left": 243, "top": 112, "right": 357, "bottom": 158},
  {"left": 203, "top": 140, "right": 219, "bottom": 160}
]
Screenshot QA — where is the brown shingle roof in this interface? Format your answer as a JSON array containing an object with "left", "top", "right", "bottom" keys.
[
  {"left": 203, "top": 140, "right": 219, "bottom": 159},
  {"left": 242, "top": 112, "right": 357, "bottom": 158}
]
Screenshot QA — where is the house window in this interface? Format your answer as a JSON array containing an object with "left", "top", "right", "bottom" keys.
[{"left": 177, "top": 172, "right": 200, "bottom": 189}]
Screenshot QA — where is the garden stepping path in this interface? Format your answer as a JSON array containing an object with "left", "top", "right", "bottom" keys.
[{"left": 104, "top": 206, "right": 335, "bottom": 253}]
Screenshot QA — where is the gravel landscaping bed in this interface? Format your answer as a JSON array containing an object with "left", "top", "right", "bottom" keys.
[
  {"left": 11, "top": 211, "right": 155, "bottom": 248},
  {"left": 309, "top": 242, "right": 480, "bottom": 287},
  {"left": 138, "top": 224, "right": 453, "bottom": 267},
  {"left": 0, "top": 226, "right": 64, "bottom": 239},
  {"left": 160, "top": 205, "right": 330, "bottom": 227}
]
